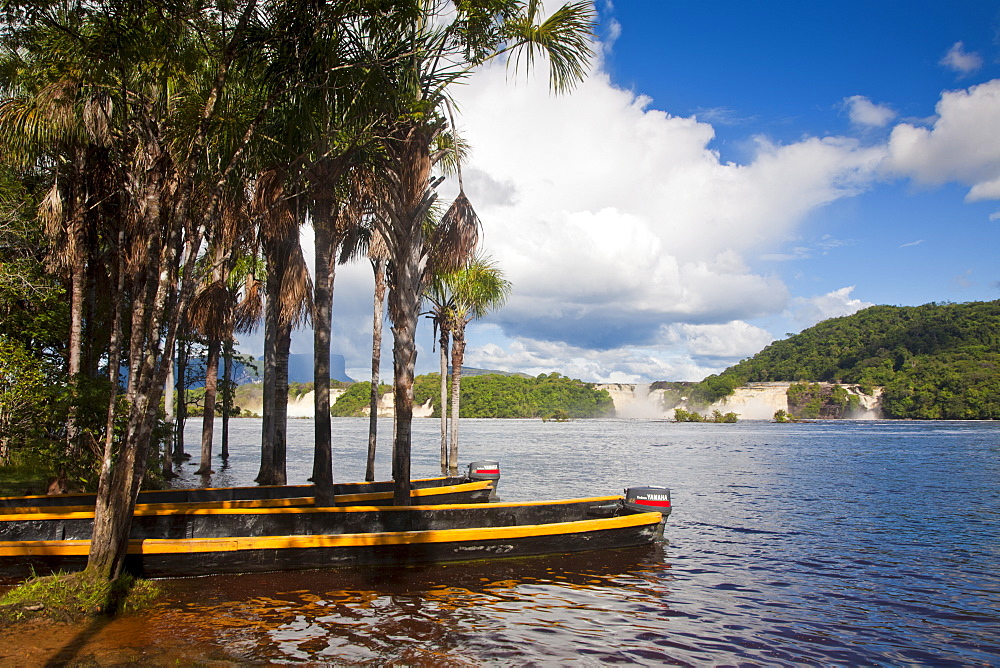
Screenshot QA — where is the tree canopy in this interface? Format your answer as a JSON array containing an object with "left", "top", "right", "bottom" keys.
[{"left": 334, "top": 372, "right": 614, "bottom": 419}]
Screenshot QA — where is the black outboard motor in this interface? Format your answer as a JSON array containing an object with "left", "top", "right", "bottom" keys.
[
  {"left": 623, "top": 486, "right": 672, "bottom": 519},
  {"left": 467, "top": 461, "right": 501, "bottom": 497}
]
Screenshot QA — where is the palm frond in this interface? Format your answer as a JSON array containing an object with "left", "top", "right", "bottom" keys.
[
  {"left": 506, "top": 0, "right": 595, "bottom": 93},
  {"left": 188, "top": 279, "right": 236, "bottom": 340},
  {"left": 280, "top": 242, "right": 314, "bottom": 329},
  {"left": 428, "top": 190, "right": 480, "bottom": 275},
  {"left": 234, "top": 275, "right": 264, "bottom": 334}
]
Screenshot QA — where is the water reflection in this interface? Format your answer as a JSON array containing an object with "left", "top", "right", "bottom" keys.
[{"left": 152, "top": 545, "right": 671, "bottom": 664}]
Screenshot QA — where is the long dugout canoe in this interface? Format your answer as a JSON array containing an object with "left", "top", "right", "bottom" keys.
[
  {"left": 0, "top": 461, "right": 503, "bottom": 512},
  {"left": 0, "top": 488, "right": 672, "bottom": 578}
]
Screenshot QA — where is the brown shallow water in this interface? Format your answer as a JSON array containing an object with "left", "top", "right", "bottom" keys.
[{"left": 0, "top": 546, "right": 668, "bottom": 665}]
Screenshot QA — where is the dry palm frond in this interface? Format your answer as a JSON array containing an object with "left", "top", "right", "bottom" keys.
[
  {"left": 429, "top": 191, "right": 479, "bottom": 275},
  {"left": 234, "top": 275, "right": 264, "bottom": 334},
  {"left": 253, "top": 169, "right": 296, "bottom": 244},
  {"left": 368, "top": 225, "right": 390, "bottom": 261},
  {"left": 38, "top": 181, "right": 65, "bottom": 244},
  {"left": 82, "top": 92, "right": 112, "bottom": 146},
  {"left": 188, "top": 280, "right": 236, "bottom": 340},
  {"left": 281, "top": 243, "right": 314, "bottom": 329}
]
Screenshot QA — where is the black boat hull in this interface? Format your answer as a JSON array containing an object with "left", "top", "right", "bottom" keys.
[{"left": 0, "top": 512, "right": 664, "bottom": 578}]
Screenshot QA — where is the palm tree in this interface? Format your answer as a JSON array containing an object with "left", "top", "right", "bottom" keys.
[
  {"left": 366, "top": 229, "right": 389, "bottom": 481},
  {"left": 442, "top": 256, "right": 511, "bottom": 474},
  {"left": 424, "top": 266, "right": 459, "bottom": 474},
  {"left": 253, "top": 172, "right": 312, "bottom": 486},
  {"left": 368, "top": 0, "right": 594, "bottom": 504}
]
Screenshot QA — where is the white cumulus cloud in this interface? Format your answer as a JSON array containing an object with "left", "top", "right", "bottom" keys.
[
  {"left": 790, "top": 287, "right": 874, "bottom": 330},
  {"left": 885, "top": 79, "right": 1000, "bottom": 201},
  {"left": 448, "top": 62, "right": 885, "bottom": 367}
]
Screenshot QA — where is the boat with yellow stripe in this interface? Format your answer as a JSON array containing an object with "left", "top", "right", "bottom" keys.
[
  {"left": 0, "top": 461, "right": 502, "bottom": 512},
  {"left": 0, "top": 487, "right": 671, "bottom": 578}
]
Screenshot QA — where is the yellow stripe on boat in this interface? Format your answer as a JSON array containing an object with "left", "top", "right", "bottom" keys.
[
  {"left": 0, "top": 481, "right": 498, "bottom": 520},
  {"left": 0, "top": 512, "right": 662, "bottom": 557}
]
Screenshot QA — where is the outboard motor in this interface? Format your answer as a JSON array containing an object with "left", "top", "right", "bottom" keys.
[
  {"left": 623, "top": 486, "right": 672, "bottom": 519},
  {"left": 467, "top": 461, "right": 501, "bottom": 497}
]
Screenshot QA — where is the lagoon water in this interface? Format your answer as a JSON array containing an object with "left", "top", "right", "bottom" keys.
[{"left": 16, "top": 418, "right": 1000, "bottom": 665}]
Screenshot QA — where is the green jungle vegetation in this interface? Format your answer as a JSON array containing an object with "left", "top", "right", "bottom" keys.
[
  {"left": 673, "top": 408, "right": 738, "bottom": 423},
  {"left": 330, "top": 381, "right": 393, "bottom": 417},
  {"left": 333, "top": 372, "right": 615, "bottom": 420},
  {"left": 786, "top": 382, "right": 862, "bottom": 419},
  {"left": 684, "top": 300, "right": 1000, "bottom": 419}
]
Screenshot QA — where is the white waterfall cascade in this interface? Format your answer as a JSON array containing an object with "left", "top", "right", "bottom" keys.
[{"left": 596, "top": 382, "right": 882, "bottom": 420}]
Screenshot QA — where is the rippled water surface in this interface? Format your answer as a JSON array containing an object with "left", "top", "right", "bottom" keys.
[{"left": 15, "top": 419, "right": 1000, "bottom": 665}]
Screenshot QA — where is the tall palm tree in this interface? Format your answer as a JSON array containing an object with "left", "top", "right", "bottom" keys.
[
  {"left": 369, "top": 0, "right": 594, "bottom": 505},
  {"left": 442, "top": 256, "right": 511, "bottom": 474},
  {"left": 253, "top": 171, "right": 312, "bottom": 486},
  {"left": 366, "top": 229, "right": 389, "bottom": 481},
  {"left": 424, "top": 266, "right": 458, "bottom": 474}
]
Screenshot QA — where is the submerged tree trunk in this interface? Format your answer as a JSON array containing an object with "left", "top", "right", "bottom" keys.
[
  {"left": 438, "top": 326, "right": 450, "bottom": 474},
  {"left": 221, "top": 339, "right": 233, "bottom": 460},
  {"left": 257, "top": 269, "right": 280, "bottom": 485},
  {"left": 448, "top": 327, "right": 466, "bottom": 476},
  {"left": 174, "top": 336, "right": 188, "bottom": 461},
  {"left": 312, "top": 218, "right": 335, "bottom": 504},
  {"left": 195, "top": 338, "right": 220, "bottom": 475},
  {"left": 366, "top": 258, "right": 386, "bottom": 482}
]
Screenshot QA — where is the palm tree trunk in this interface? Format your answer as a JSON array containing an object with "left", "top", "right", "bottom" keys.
[
  {"left": 438, "top": 326, "right": 449, "bottom": 474},
  {"left": 257, "top": 268, "right": 280, "bottom": 485},
  {"left": 366, "top": 258, "right": 386, "bottom": 482},
  {"left": 162, "top": 350, "right": 175, "bottom": 478},
  {"left": 312, "top": 221, "right": 335, "bottom": 504},
  {"left": 90, "top": 201, "right": 198, "bottom": 578},
  {"left": 273, "top": 320, "right": 290, "bottom": 486},
  {"left": 174, "top": 335, "right": 188, "bottom": 461},
  {"left": 195, "top": 338, "right": 220, "bottom": 475},
  {"left": 221, "top": 339, "right": 233, "bottom": 460},
  {"left": 65, "top": 148, "right": 86, "bottom": 455},
  {"left": 389, "top": 241, "right": 423, "bottom": 505},
  {"left": 449, "top": 326, "right": 467, "bottom": 476}
]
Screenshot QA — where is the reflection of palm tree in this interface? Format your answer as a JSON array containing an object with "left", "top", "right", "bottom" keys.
[{"left": 427, "top": 256, "right": 510, "bottom": 474}]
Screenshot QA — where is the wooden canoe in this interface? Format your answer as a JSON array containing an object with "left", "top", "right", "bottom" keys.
[
  {"left": 0, "top": 488, "right": 671, "bottom": 579},
  {"left": 0, "top": 461, "right": 502, "bottom": 512}
]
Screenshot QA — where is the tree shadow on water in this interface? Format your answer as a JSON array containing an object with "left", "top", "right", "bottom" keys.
[{"left": 43, "top": 575, "right": 141, "bottom": 667}]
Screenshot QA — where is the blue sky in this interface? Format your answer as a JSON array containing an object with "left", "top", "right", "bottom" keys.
[{"left": 250, "top": 1, "right": 1000, "bottom": 383}]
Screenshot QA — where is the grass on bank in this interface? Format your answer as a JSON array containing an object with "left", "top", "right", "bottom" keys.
[
  {"left": 0, "top": 570, "right": 161, "bottom": 626},
  {"left": 0, "top": 451, "right": 53, "bottom": 497}
]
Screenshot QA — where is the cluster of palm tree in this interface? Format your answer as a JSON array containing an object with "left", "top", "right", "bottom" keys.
[{"left": 0, "top": 0, "right": 592, "bottom": 580}]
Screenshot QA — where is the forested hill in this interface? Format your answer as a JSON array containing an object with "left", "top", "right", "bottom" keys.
[{"left": 690, "top": 300, "right": 1000, "bottom": 419}]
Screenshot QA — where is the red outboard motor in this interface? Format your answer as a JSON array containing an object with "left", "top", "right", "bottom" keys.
[
  {"left": 467, "top": 461, "right": 501, "bottom": 496},
  {"left": 623, "top": 486, "right": 672, "bottom": 518}
]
